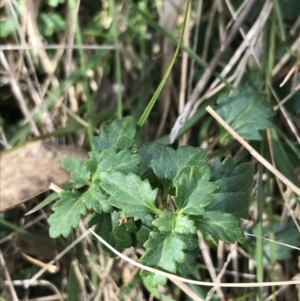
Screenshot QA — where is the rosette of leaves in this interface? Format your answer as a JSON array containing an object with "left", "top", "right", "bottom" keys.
[{"left": 48, "top": 116, "right": 252, "bottom": 286}]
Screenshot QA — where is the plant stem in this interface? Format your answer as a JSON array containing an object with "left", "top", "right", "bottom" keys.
[{"left": 137, "top": 0, "right": 191, "bottom": 128}]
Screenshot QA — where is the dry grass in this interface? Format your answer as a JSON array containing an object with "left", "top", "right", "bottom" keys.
[{"left": 1, "top": 0, "right": 300, "bottom": 300}]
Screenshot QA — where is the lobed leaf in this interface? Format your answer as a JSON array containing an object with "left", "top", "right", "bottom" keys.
[
  {"left": 215, "top": 88, "right": 275, "bottom": 141},
  {"left": 92, "top": 116, "right": 138, "bottom": 152},
  {"left": 62, "top": 158, "right": 90, "bottom": 188},
  {"left": 49, "top": 191, "right": 86, "bottom": 238},
  {"left": 192, "top": 211, "right": 245, "bottom": 244},
  {"left": 100, "top": 171, "right": 161, "bottom": 220},
  {"left": 173, "top": 173, "right": 215, "bottom": 215},
  {"left": 152, "top": 145, "right": 208, "bottom": 196},
  {"left": 174, "top": 214, "right": 197, "bottom": 234},
  {"left": 210, "top": 157, "right": 252, "bottom": 218},
  {"left": 140, "top": 231, "right": 186, "bottom": 286},
  {"left": 152, "top": 212, "right": 197, "bottom": 234}
]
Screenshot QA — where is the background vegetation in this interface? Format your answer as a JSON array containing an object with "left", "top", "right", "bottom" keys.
[{"left": 0, "top": 0, "right": 300, "bottom": 300}]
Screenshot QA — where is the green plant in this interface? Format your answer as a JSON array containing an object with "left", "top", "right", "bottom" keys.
[{"left": 48, "top": 116, "right": 253, "bottom": 286}]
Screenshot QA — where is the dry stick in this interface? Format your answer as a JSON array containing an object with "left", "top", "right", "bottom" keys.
[
  {"left": 6, "top": 0, "right": 54, "bottom": 134},
  {"left": 217, "top": 241, "right": 225, "bottom": 282},
  {"left": 64, "top": 0, "right": 81, "bottom": 121},
  {"left": 20, "top": 253, "right": 58, "bottom": 273},
  {"left": 290, "top": 15, "right": 300, "bottom": 36},
  {"left": 6, "top": 1, "right": 45, "bottom": 109},
  {"left": 206, "top": 106, "right": 300, "bottom": 196},
  {"left": 7, "top": 280, "right": 63, "bottom": 301},
  {"left": 49, "top": 182, "right": 63, "bottom": 193},
  {"left": 198, "top": 262, "right": 255, "bottom": 280},
  {"left": 210, "top": 0, "right": 273, "bottom": 90},
  {"left": 217, "top": 0, "right": 226, "bottom": 45},
  {"left": 272, "top": 38, "right": 300, "bottom": 77},
  {"left": 24, "top": 2, "right": 56, "bottom": 133},
  {"left": 90, "top": 228, "right": 300, "bottom": 288},
  {"left": 178, "top": 5, "right": 190, "bottom": 114},
  {"left": 224, "top": 0, "right": 248, "bottom": 31},
  {"left": 0, "top": 215, "right": 45, "bottom": 244},
  {"left": 202, "top": 0, "right": 218, "bottom": 62},
  {"left": 0, "top": 51, "right": 39, "bottom": 136},
  {"left": 178, "top": 5, "right": 191, "bottom": 146},
  {"left": 0, "top": 250, "right": 19, "bottom": 301},
  {"left": 71, "top": 260, "right": 87, "bottom": 300},
  {"left": 188, "top": 0, "right": 203, "bottom": 97},
  {"left": 199, "top": 238, "right": 225, "bottom": 301},
  {"left": 189, "top": 74, "right": 236, "bottom": 118},
  {"left": 245, "top": 233, "right": 300, "bottom": 252},
  {"left": 170, "top": 0, "right": 258, "bottom": 143},
  {"left": 273, "top": 83, "right": 300, "bottom": 110},
  {"left": 26, "top": 229, "right": 90, "bottom": 288},
  {"left": 270, "top": 85, "right": 300, "bottom": 143},
  {"left": 230, "top": 244, "right": 239, "bottom": 284},
  {"left": 206, "top": 251, "right": 234, "bottom": 301}
]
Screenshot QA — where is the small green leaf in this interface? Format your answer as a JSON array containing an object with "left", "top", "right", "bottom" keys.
[
  {"left": 49, "top": 191, "right": 86, "bottom": 238},
  {"left": 81, "top": 183, "right": 112, "bottom": 214},
  {"left": 100, "top": 171, "right": 160, "bottom": 220},
  {"left": 152, "top": 146, "right": 207, "bottom": 196},
  {"left": 215, "top": 88, "right": 274, "bottom": 141},
  {"left": 140, "top": 231, "right": 186, "bottom": 286},
  {"left": 152, "top": 212, "right": 174, "bottom": 232},
  {"left": 93, "top": 116, "right": 138, "bottom": 152},
  {"left": 0, "top": 18, "right": 16, "bottom": 38},
  {"left": 62, "top": 158, "right": 90, "bottom": 188},
  {"left": 174, "top": 214, "right": 197, "bottom": 234},
  {"left": 192, "top": 211, "right": 245, "bottom": 244},
  {"left": 210, "top": 157, "right": 252, "bottom": 218},
  {"left": 89, "top": 211, "right": 135, "bottom": 255},
  {"left": 152, "top": 212, "right": 196, "bottom": 234},
  {"left": 173, "top": 173, "right": 215, "bottom": 215},
  {"left": 38, "top": 13, "right": 66, "bottom": 36}
]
